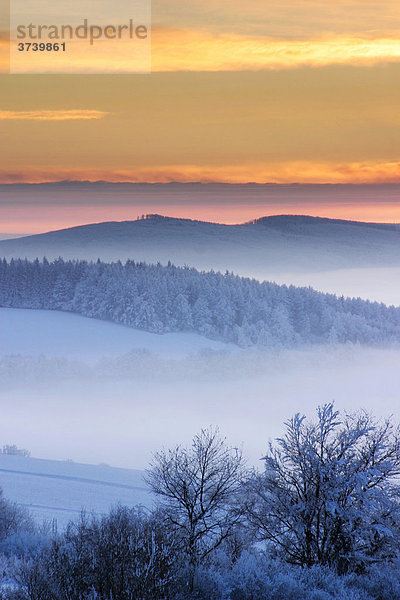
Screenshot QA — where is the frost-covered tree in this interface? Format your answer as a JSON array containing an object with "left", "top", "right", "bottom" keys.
[
  {"left": 145, "top": 428, "right": 246, "bottom": 592},
  {"left": 0, "top": 487, "right": 33, "bottom": 542},
  {"left": 1, "top": 444, "right": 30, "bottom": 457},
  {"left": 244, "top": 404, "right": 400, "bottom": 574}
]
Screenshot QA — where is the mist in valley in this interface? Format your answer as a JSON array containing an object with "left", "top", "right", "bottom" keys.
[{"left": 1, "top": 342, "right": 398, "bottom": 470}]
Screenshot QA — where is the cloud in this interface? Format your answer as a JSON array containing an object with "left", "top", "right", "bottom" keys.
[
  {"left": 152, "top": 29, "right": 400, "bottom": 71},
  {"left": 0, "top": 110, "right": 110, "bottom": 121},
  {"left": 154, "top": 0, "right": 400, "bottom": 40},
  {"left": 1, "top": 160, "right": 400, "bottom": 185}
]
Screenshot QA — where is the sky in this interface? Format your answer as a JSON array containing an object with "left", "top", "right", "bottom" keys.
[{"left": 1, "top": 0, "right": 400, "bottom": 227}]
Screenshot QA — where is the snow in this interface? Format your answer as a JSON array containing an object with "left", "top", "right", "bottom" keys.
[
  {"left": 0, "top": 308, "right": 236, "bottom": 362},
  {"left": 0, "top": 454, "right": 151, "bottom": 528}
]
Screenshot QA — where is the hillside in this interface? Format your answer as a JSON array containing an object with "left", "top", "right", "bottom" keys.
[
  {"left": 0, "top": 308, "right": 235, "bottom": 362},
  {"left": 1, "top": 258, "right": 399, "bottom": 349},
  {"left": 0, "top": 454, "right": 150, "bottom": 529},
  {"left": 1, "top": 215, "right": 399, "bottom": 276}
]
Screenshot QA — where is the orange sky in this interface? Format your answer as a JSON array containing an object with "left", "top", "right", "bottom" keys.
[{"left": 1, "top": 0, "right": 400, "bottom": 227}]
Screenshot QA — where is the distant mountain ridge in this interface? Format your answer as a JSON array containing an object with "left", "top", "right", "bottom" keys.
[{"left": 1, "top": 215, "right": 399, "bottom": 279}]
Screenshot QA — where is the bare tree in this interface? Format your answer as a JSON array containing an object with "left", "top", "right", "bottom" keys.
[
  {"left": 145, "top": 428, "right": 246, "bottom": 590},
  {"left": 244, "top": 403, "right": 400, "bottom": 574}
]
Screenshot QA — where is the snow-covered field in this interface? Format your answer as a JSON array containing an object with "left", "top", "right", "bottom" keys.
[
  {"left": 0, "top": 454, "right": 150, "bottom": 528},
  {"left": 0, "top": 308, "right": 236, "bottom": 362}
]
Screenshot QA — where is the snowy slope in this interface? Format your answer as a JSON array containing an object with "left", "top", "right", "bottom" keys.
[
  {"left": 0, "top": 308, "right": 236, "bottom": 362},
  {"left": 0, "top": 454, "right": 150, "bottom": 528}
]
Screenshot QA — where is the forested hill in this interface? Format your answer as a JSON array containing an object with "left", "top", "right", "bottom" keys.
[
  {"left": 1, "top": 258, "right": 399, "bottom": 348},
  {"left": 1, "top": 215, "right": 400, "bottom": 275}
]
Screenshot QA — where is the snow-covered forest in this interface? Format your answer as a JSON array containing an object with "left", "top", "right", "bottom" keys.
[{"left": 1, "top": 258, "right": 400, "bottom": 348}]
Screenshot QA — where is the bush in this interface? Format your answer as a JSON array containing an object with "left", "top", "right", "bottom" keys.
[{"left": 15, "top": 506, "right": 178, "bottom": 600}]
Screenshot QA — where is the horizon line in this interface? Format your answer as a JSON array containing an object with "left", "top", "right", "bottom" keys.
[{"left": 3, "top": 180, "right": 400, "bottom": 187}]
